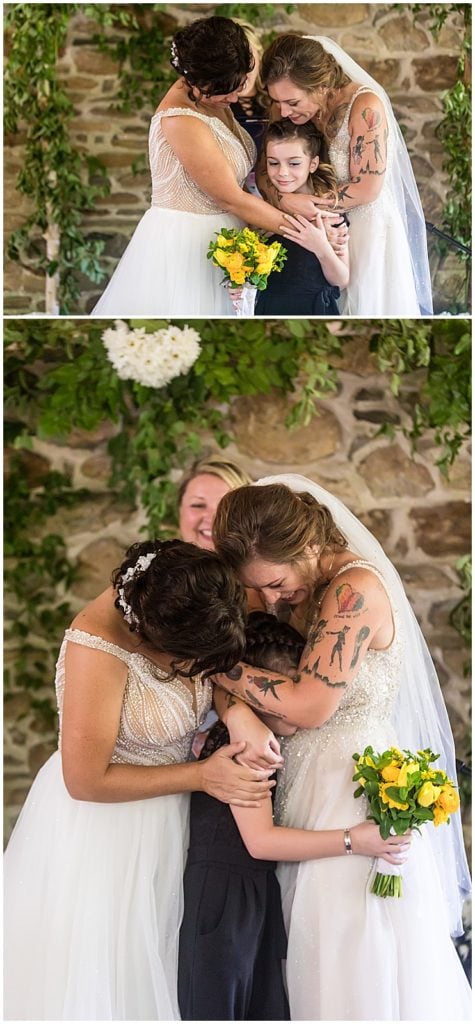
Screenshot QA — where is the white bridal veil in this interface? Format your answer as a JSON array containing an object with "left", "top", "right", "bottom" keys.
[
  {"left": 256, "top": 473, "right": 470, "bottom": 937},
  {"left": 307, "top": 35, "right": 433, "bottom": 315}
]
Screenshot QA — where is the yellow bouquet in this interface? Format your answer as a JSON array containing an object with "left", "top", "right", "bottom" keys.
[
  {"left": 207, "top": 227, "right": 286, "bottom": 290},
  {"left": 352, "top": 745, "right": 460, "bottom": 897}
]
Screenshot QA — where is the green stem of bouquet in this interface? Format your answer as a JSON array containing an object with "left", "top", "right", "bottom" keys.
[{"left": 372, "top": 872, "right": 403, "bottom": 898}]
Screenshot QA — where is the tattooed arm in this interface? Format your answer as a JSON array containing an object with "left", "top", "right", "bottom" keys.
[
  {"left": 213, "top": 567, "right": 393, "bottom": 729},
  {"left": 313, "top": 92, "right": 388, "bottom": 212}
]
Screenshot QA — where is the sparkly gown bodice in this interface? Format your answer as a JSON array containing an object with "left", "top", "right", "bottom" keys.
[
  {"left": 56, "top": 629, "right": 213, "bottom": 766},
  {"left": 150, "top": 108, "right": 256, "bottom": 213}
]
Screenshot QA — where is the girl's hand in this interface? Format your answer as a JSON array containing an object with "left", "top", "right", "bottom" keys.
[
  {"left": 199, "top": 740, "right": 277, "bottom": 807},
  {"left": 351, "top": 821, "right": 412, "bottom": 864},
  {"left": 281, "top": 211, "right": 329, "bottom": 257},
  {"left": 226, "top": 704, "right": 284, "bottom": 771}
]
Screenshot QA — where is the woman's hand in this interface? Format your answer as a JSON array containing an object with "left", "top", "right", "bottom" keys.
[
  {"left": 225, "top": 284, "right": 243, "bottom": 312},
  {"left": 323, "top": 213, "right": 349, "bottom": 256},
  {"left": 198, "top": 740, "right": 277, "bottom": 807},
  {"left": 277, "top": 191, "right": 323, "bottom": 220},
  {"left": 351, "top": 821, "right": 412, "bottom": 864}
]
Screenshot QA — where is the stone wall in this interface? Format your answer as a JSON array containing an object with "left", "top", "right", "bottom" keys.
[
  {"left": 4, "top": 337, "right": 471, "bottom": 846},
  {"left": 4, "top": 2, "right": 468, "bottom": 314}
]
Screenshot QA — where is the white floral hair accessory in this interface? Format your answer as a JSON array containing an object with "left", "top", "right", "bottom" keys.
[
  {"left": 102, "top": 321, "right": 201, "bottom": 389},
  {"left": 117, "top": 551, "right": 157, "bottom": 626},
  {"left": 170, "top": 40, "right": 187, "bottom": 73}
]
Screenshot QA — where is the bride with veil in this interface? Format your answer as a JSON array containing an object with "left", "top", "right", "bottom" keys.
[
  {"left": 212, "top": 474, "right": 470, "bottom": 1021},
  {"left": 259, "top": 34, "right": 433, "bottom": 316}
]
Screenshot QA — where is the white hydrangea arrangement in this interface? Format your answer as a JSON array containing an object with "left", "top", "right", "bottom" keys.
[{"left": 102, "top": 320, "right": 202, "bottom": 388}]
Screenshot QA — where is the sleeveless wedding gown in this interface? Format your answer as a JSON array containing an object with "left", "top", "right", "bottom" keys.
[
  {"left": 276, "top": 561, "right": 471, "bottom": 1021},
  {"left": 4, "top": 628, "right": 212, "bottom": 1020},
  {"left": 329, "top": 86, "right": 421, "bottom": 316},
  {"left": 92, "top": 109, "right": 256, "bottom": 315}
]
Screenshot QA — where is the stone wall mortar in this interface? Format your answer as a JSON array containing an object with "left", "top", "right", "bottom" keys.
[
  {"left": 4, "top": 3, "right": 467, "bottom": 313},
  {"left": 4, "top": 357, "right": 471, "bottom": 842}
]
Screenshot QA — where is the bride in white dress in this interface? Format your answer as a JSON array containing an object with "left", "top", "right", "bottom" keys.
[
  {"left": 3, "top": 539, "right": 274, "bottom": 1021},
  {"left": 258, "top": 34, "right": 433, "bottom": 316},
  {"left": 92, "top": 16, "right": 294, "bottom": 317},
  {"left": 213, "top": 475, "right": 471, "bottom": 1021}
]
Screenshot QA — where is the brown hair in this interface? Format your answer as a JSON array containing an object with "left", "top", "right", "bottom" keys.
[
  {"left": 213, "top": 483, "right": 347, "bottom": 574},
  {"left": 112, "top": 539, "right": 246, "bottom": 677},
  {"left": 264, "top": 117, "right": 337, "bottom": 198},
  {"left": 171, "top": 17, "right": 253, "bottom": 101},
  {"left": 261, "top": 33, "right": 351, "bottom": 95},
  {"left": 177, "top": 454, "right": 253, "bottom": 507}
]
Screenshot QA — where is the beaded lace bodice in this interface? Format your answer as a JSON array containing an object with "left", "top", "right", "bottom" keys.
[
  {"left": 328, "top": 86, "right": 392, "bottom": 210},
  {"left": 276, "top": 562, "right": 403, "bottom": 802},
  {"left": 149, "top": 108, "right": 256, "bottom": 214},
  {"left": 55, "top": 629, "right": 213, "bottom": 766}
]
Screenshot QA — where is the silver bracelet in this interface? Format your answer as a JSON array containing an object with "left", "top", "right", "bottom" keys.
[{"left": 343, "top": 827, "right": 353, "bottom": 854}]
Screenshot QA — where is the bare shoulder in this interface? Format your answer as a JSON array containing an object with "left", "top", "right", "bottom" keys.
[
  {"left": 350, "top": 90, "right": 387, "bottom": 128},
  {"left": 325, "top": 562, "right": 389, "bottom": 615}
]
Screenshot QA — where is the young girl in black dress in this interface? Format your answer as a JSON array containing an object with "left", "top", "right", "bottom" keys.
[
  {"left": 254, "top": 118, "right": 349, "bottom": 315},
  {"left": 178, "top": 613, "right": 410, "bottom": 1021}
]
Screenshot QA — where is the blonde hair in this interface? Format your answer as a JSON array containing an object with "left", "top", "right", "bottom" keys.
[
  {"left": 262, "top": 33, "right": 351, "bottom": 95},
  {"left": 213, "top": 483, "right": 347, "bottom": 572},
  {"left": 233, "top": 17, "right": 267, "bottom": 104},
  {"left": 178, "top": 455, "right": 253, "bottom": 506}
]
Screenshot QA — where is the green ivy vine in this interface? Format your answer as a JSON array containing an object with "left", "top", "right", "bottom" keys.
[
  {"left": 5, "top": 320, "right": 471, "bottom": 728},
  {"left": 410, "top": 4, "right": 471, "bottom": 261}
]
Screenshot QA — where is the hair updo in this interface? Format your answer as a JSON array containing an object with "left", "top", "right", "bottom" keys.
[
  {"left": 170, "top": 16, "right": 254, "bottom": 99},
  {"left": 112, "top": 539, "right": 246, "bottom": 677},
  {"left": 261, "top": 33, "right": 350, "bottom": 95},
  {"left": 212, "top": 483, "right": 348, "bottom": 574}
]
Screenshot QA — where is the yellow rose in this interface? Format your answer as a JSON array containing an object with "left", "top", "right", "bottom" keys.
[
  {"left": 226, "top": 253, "right": 246, "bottom": 274},
  {"left": 213, "top": 248, "right": 229, "bottom": 268},
  {"left": 397, "top": 761, "right": 419, "bottom": 787},
  {"left": 379, "top": 783, "right": 409, "bottom": 811},
  {"left": 433, "top": 804, "right": 450, "bottom": 827},
  {"left": 257, "top": 261, "right": 273, "bottom": 276},
  {"left": 231, "top": 271, "right": 246, "bottom": 285},
  {"left": 417, "top": 781, "right": 442, "bottom": 807},
  {"left": 216, "top": 234, "right": 233, "bottom": 247},
  {"left": 437, "top": 784, "right": 460, "bottom": 814},
  {"left": 381, "top": 763, "right": 400, "bottom": 783}
]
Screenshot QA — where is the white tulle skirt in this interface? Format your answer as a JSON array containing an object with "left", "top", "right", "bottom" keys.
[
  {"left": 339, "top": 193, "right": 421, "bottom": 316},
  {"left": 92, "top": 206, "right": 244, "bottom": 316},
  {"left": 276, "top": 728, "right": 472, "bottom": 1021},
  {"left": 4, "top": 751, "right": 189, "bottom": 1020}
]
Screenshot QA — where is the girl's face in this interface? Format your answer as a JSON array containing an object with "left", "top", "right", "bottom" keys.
[
  {"left": 179, "top": 474, "right": 231, "bottom": 550},
  {"left": 268, "top": 78, "right": 322, "bottom": 123},
  {"left": 239, "top": 553, "right": 318, "bottom": 608},
  {"left": 266, "top": 137, "right": 318, "bottom": 193}
]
